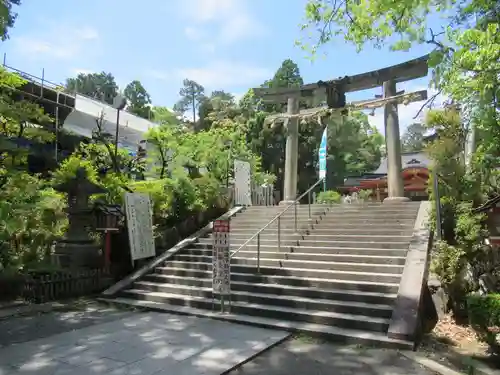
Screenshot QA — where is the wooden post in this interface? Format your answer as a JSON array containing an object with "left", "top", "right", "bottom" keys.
[{"left": 383, "top": 80, "right": 408, "bottom": 203}]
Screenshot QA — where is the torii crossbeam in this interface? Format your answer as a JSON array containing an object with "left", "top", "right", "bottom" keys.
[{"left": 252, "top": 55, "right": 429, "bottom": 203}]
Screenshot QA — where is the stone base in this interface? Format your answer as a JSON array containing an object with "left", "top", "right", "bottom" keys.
[
  {"left": 53, "top": 242, "right": 102, "bottom": 269},
  {"left": 279, "top": 200, "right": 296, "bottom": 206},
  {"left": 383, "top": 196, "right": 411, "bottom": 204}
]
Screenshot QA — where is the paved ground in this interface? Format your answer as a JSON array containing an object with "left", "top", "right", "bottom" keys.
[
  {"left": 0, "top": 310, "right": 288, "bottom": 375},
  {"left": 228, "top": 339, "right": 439, "bottom": 375},
  {"left": 0, "top": 302, "right": 133, "bottom": 348},
  {"left": 0, "top": 300, "right": 452, "bottom": 375}
]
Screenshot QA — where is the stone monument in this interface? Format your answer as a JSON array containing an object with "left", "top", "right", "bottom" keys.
[{"left": 53, "top": 167, "right": 106, "bottom": 268}]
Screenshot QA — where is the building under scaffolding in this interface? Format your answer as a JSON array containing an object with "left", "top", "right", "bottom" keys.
[{"left": 1, "top": 53, "right": 157, "bottom": 160}]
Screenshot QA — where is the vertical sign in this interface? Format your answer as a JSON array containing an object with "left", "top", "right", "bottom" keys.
[
  {"left": 319, "top": 127, "right": 327, "bottom": 190},
  {"left": 212, "top": 219, "right": 230, "bottom": 296},
  {"left": 234, "top": 160, "right": 252, "bottom": 206},
  {"left": 125, "top": 193, "right": 155, "bottom": 261}
]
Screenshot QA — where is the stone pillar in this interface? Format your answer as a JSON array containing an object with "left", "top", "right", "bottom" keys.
[
  {"left": 281, "top": 97, "right": 299, "bottom": 204},
  {"left": 383, "top": 80, "right": 409, "bottom": 203}
]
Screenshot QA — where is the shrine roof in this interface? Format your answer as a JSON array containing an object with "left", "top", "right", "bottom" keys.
[{"left": 372, "top": 151, "right": 430, "bottom": 175}]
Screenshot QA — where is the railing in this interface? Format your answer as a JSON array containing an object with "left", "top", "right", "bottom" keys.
[{"left": 230, "top": 178, "right": 325, "bottom": 272}]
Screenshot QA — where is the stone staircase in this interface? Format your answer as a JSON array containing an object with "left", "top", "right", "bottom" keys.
[{"left": 105, "top": 202, "right": 425, "bottom": 349}]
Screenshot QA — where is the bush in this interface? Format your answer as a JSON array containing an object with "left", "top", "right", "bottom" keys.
[
  {"left": 357, "top": 189, "right": 372, "bottom": 201},
  {"left": 0, "top": 171, "right": 67, "bottom": 270},
  {"left": 467, "top": 293, "right": 500, "bottom": 351},
  {"left": 316, "top": 190, "right": 341, "bottom": 204}
]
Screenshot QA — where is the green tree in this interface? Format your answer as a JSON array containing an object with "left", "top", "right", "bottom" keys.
[
  {"left": 124, "top": 80, "right": 152, "bottom": 119},
  {"left": 0, "top": 0, "right": 20, "bottom": 41},
  {"left": 262, "top": 59, "right": 304, "bottom": 112},
  {"left": 266, "top": 59, "right": 304, "bottom": 89},
  {"left": 198, "top": 90, "right": 238, "bottom": 131},
  {"left": 0, "top": 67, "right": 67, "bottom": 270},
  {"left": 0, "top": 68, "right": 54, "bottom": 169},
  {"left": 173, "top": 79, "right": 206, "bottom": 124},
  {"left": 324, "top": 112, "right": 383, "bottom": 187},
  {"left": 151, "top": 106, "right": 181, "bottom": 127},
  {"left": 299, "top": 0, "right": 499, "bottom": 313},
  {"left": 66, "top": 72, "right": 119, "bottom": 105},
  {"left": 401, "top": 122, "right": 426, "bottom": 152}
]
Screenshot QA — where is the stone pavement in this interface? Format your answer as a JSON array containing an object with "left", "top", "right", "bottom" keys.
[
  {"left": 227, "top": 339, "right": 440, "bottom": 375},
  {"left": 0, "top": 311, "right": 288, "bottom": 375},
  {"left": 0, "top": 302, "right": 133, "bottom": 347}
]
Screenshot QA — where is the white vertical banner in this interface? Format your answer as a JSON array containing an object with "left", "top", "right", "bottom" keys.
[
  {"left": 318, "top": 126, "right": 327, "bottom": 180},
  {"left": 125, "top": 193, "right": 155, "bottom": 261},
  {"left": 212, "top": 219, "right": 230, "bottom": 295},
  {"left": 234, "top": 160, "right": 252, "bottom": 206}
]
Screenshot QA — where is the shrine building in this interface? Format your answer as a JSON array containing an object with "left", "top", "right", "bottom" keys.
[{"left": 340, "top": 151, "right": 430, "bottom": 201}]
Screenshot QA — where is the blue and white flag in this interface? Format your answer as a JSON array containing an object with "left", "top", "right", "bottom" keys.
[{"left": 318, "top": 127, "right": 327, "bottom": 179}]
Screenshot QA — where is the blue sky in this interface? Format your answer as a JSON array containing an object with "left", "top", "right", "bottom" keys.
[{"left": 0, "top": 0, "right": 442, "bottom": 133}]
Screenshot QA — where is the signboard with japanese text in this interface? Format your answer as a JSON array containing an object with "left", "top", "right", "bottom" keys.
[
  {"left": 125, "top": 193, "right": 155, "bottom": 261},
  {"left": 212, "top": 219, "right": 231, "bottom": 295}
]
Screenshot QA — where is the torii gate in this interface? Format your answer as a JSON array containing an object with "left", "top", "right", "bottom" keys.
[{"left": 252, "top": 55, "right": 429, "bottom": 204}]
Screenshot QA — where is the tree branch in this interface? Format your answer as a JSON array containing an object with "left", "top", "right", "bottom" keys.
[{"left": 413, "top": 89, "right": 443, "bottom": 119}]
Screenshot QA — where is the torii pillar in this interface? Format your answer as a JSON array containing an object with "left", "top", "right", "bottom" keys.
[
  {"left": 281, "top": 97, "right": 300, "bottom": 204},
  {"left": 383, "top": 80, "right": 409, "bottom": 203}
]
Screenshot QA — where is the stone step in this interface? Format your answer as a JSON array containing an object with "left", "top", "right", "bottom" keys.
[
  {"left": 297, "top": 240, "right": 411, "bottom": 249},
  {"left": 312, "top": 222, "right": 414, "bottom": 230},
  {"left": 138, "top": 275, "right": 398, "bottom": 304},
  {"left": 120, "top": 289, "right": 391, "bottom": 332},
  {"left": 155, "top": 264, "right": 402, "bottom": 283},
  {"left": 230, "top": 217, "right": 319, "bottom": 225},
  {"left": 229, "top": 221, "right": 314, "bottom": 229},
  {"left": 318, "top": 215, "right": 416, "bottom": 225},
  {"left": 210, "top": 233, "right": 300, "bottom": 241},
  {"left": 241, "top": 205, "right": 327, "bottom": 211},
  {"left": 102, "top": 298, "right": 413, "bottom": 349},
  {"left": 196, "top": 238, "right": 299, "bottom": 247},
  {"left": 166, "top": 258, "right": 404, "bottom": 275},
  {"left": 132, "top": 281, "right": 394, "bottom": 318},
  {"left": 304, "top": 228, "right": 414, "bottom": 236},
  {"left": 144, "top": 271, "right": 400, "bottom": 294},
  {"left": 327, "top": 206, "right": 420, "bottom": 213},
  {"left": 303, "top": 234, "right": 413, "bottom": 242},
  {"left": 183, "top": 246, "right": 408, "bottom": 258},
  {"left": 176, "top": 253, "right": 407, "bottom": 266}
]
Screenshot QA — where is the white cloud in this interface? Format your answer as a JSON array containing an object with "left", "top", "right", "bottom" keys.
[
  {"left": 71, "top": 68, "right": 94, "bottom": 76},
  {"left": 200, "top": 43, "right": 216, "bottom": 54},
  {"left": 147, "top": 61, "right": 271, "bottom": 89},
  {"left": 232, "top": 92, "right": 245, "bottom": 103},
  {"left": 12, "top": 24, "right": 99, "bottom": 61},
  {"left": 184, "top": 27, "right": 202, "bottom": 41},
  {"left": 180, "top": 0, "right": 264, "bottom": 45},
  {"left": 177, "top": 61, "right": 271, "bottom": 88}
]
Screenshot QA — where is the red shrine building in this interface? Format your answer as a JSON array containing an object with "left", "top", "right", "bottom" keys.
[{"left": 340, "top": 151, "right": 430, "bottom": 201}]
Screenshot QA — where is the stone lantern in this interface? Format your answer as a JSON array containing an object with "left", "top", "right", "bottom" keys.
[{"left": 53, "top": 167, "right": 106, "bottom": 269}]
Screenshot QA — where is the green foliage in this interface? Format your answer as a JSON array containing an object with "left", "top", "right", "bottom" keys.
[
  {"left": 326, "top": 112, "right": 383, "bottom": 187},
  {"left": 124, "top": 80, "right": 152, "bottom": 119},
  {"left": 401, "top": 123, "right": 426, "bottom": 152},
  {"left": 357, "top": 189, "right": 373, "bottom": 201},
  {"left": 173, "top": 79, "right": 206, "bottom": 124},
  {"left": 65, "top": 72, "right": 119, "bottom": 105},
  {"left": 0, "top": 171, "right": 67, "bottom": 270},
  {"left": 0, "top": 0, "right": 20, "bottom": 41},
  {"left": 295, "top": 0, "right": 497, "bottom": 316},
  {"left": 467, "top": 293, "right": 500, "bottom": 348},
  {"left": 151, "top": 106, "right": 182, "bottom": 127},
  {"left": 431, "top": 241, "right": 467, "bottom": 288},
  {"left": 316, "top": 190, "right": 341, "bottom": 204}
]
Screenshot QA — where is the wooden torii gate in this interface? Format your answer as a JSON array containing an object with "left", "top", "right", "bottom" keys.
[{"left": 252, "top": 55, "right": 429, "bottom": 203}]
